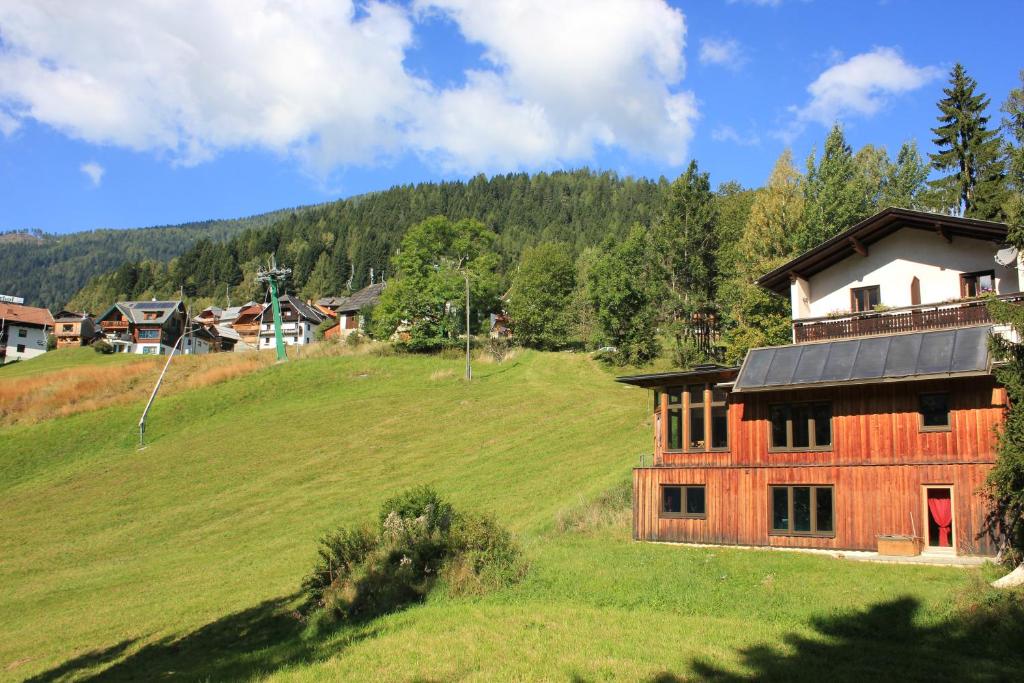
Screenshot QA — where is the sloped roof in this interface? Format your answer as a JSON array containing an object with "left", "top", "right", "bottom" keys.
[
  {"left": 214, "top": 324, "right": 241, "bottom": 341},
  {"left": 0, "top": 302, "right": 53, "bottom": 327},
  {"left": 333, "top": 282, "right": 385, "bottom": 313},
  {"left": 733, "top": 326, "right": 992, "bottom": 392},
  {"left": 100, "top": 300, "right": 183, "bottom": 325},
  {"left": 757, "top": 208, "right": 1008, "bottom": 295},
  {"left": 53, "top": 310, "right": 91, "bottom": 322},
  {"left": 616, "top": 364, "right": 740, "bottom": 388},
  {"left": 259, "top": 295, "right": 325, "bottom": 323}
]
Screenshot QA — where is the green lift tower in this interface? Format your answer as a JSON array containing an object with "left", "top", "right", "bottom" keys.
[{"left": 256, "top": 256, "right": 292, "bottom": 362}]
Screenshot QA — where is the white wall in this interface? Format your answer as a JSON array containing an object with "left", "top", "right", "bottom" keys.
[
  {"left": 260, "top": 320, "right": 317, "bottom": 347},
  {"left": 796, "top": 228, "right": 1019, "bottom": 319},
  {"left": 2, "top": 324, "right": 48, "bottom": 363}
]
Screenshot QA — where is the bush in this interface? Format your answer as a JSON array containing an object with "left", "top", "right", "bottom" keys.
[
  {"left": 555, "top": 479, "right": 632, "bottom": 534},
  {"left": 345, "top": 330, "right": 365, "bottom": 348},
  {"left": 303, "top": 487, "right": 524, "bottom": 627},
  {"left": 93, "top": 340, "right": 114, "bottom": 354},
  {"left": 46, "top": 334, "right": 57, "bottom": 351}
]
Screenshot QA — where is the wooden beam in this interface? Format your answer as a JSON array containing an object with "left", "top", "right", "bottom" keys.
[
  {"left": 788, "top": 271, "right": 804, "bottom": 283},
  {"left": 848, "top": 236, "right": 868, "bottom": 257},
  {"left": 936, "top": 224, "right": 952, "bottom": 243}
]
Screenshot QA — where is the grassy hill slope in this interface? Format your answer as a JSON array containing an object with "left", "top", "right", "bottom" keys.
[{"left": 1, "top": 350, "right": 1021, "bottom": 681}]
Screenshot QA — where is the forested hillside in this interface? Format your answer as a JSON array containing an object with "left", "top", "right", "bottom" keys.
[
  {"left": 0, "top": 207, "right": 312, "bottom": 309},
  {"left": 66, "top": 170, "right": 669, "bottom": 313}
]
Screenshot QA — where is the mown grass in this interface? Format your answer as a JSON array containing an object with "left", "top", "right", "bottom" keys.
[{"left": 0, "top": 349, "right": 1021, "bottom": 681}]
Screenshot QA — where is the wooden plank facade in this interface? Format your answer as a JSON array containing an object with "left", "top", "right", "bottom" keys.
[{"left": 633, "top": 376, "right": 1003, "bottom": 555}]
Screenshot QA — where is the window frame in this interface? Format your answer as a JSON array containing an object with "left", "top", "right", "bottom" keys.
[
  {"left": 659, "top": 383, "right": 729, "bottom": 454},
  {"left": 659, "top": 484, "right": 707, "bottom": 520},
  {"left": 768, "top": 402, "right": 833, "bottom": 452},
  {"left": 850, "top": 285, "right": 881, "bottom": 313},
  {"left": 769, "top": 485, "right": 835, "bottom": 537},
  {"left": 960, "top": 270, "right": 996, "bottom": 298},
  {"left": 918, "top": 392, "right": 952, "bottom": 432},
  {"left": 17, "top": 327, "right": 27, "bottom": 338}
]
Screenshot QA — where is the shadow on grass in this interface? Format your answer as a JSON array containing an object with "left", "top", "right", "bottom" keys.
[
  {"left": 649, "top": 593, "right": 1024, "bottom": 682},
  {"left": 28, "top": 594, "right": 378, "bottom": 683}
]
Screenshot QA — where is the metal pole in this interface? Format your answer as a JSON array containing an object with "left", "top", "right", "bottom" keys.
[
  {"left": 138, "top": 329, "right": 186, "bottom": 448},
  {"left": 268, "top": 276, "right": 287, "bottom": 362},
  {"left": 465, "top": 270, "right": 472, "bottom": 381}
]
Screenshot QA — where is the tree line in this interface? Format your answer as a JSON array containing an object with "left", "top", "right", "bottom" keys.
[{"left": 66, "top": 64, "right": 1024, "bottom": 367}]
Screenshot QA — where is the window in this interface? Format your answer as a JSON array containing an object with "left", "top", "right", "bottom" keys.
[
  {"left": 771, "top": 486, "right": 834, "bottom": 536},
  {"left": 661, "top": 384, "right": 729, "bottom": 452},
  {"left": 961, "top": 270, "right": 995, "bottom": 298},
  {"left": 142, "top": 346, "right": 155, "bottom": 354},
  {"left": 138, "top": 329, "right": 160, "bottom": 340},
  {"left": 660, "top": 485, "right": 706, "bottom": 519},
  {"left": 16, "top": 344, "right": 25, "bottom": 353},
  {"left": 769, "top": 402, "right": 832, "bottom": 450},
  {"left": 143, "top": 311, "right": 159, "bottom": 320},
  {"left": 919, "top": 393, "right": 951, "bottom": 431},
  {"left": 851, "top": 285, "right": 881, "bottom": 312},
  {"left": 17, "top": 328, "right": 27, "bottom": 337},
  {"left": 62, "top": 324, "right": 74, "bottom": 332}
]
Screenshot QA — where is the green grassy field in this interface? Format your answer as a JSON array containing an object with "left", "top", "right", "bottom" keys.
[{"left": 1, "top": 348, "right": 1021, "bottom": 681}]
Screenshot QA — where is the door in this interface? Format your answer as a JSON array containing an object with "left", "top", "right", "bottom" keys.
[{"left": 924, "top": 487, "right": 955, "bottom": 552}]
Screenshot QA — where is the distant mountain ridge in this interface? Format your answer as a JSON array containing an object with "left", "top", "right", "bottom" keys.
[{"left": 0, "top": 206, "right": 322, "bottom": 309}]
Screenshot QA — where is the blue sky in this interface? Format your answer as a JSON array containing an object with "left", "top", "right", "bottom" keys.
[{"left": 0, "top": 0, "right": 1021, "bottom": 234}]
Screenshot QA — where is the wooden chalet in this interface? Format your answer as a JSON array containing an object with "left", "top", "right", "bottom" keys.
[
  {"left": 96, "top": 300, "right": 209, "bottom": 355},
  {"left": 258, "top": 295, "right": 326, "bottom": 348},
  {"left": 621, "top": 209, "right": 1018, "bottom": 558},
  {"left": 317, "top": 282, "right": 384, "bottom": 339},
  {"left": 53, "top": 310, "right": 98, "bottom": 348},
  {"left": 226, "top": 303, "right": 264, "bottom": 348}
]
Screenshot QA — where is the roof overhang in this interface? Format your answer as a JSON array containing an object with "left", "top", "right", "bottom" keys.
[
  {"left": 757, "top": 208, "right": 1008, "bottom": 295},
  {"left": 616, "top": 365, "right": 739, "bottom": 389}
]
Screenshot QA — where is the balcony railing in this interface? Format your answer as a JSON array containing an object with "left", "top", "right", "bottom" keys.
[{"left": 793, "top": 294, "right": 1024, "bottom": 343}]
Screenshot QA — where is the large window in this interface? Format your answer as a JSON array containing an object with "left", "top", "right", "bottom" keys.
[
  {"left": 769, "top": 402, "right": 832, "bottom": 451},
  {"left": 851, "top": 285, "right": 881, "bottom": 312},
  {"left": 660, "top": 485, "right": 706, "bottom": 519},
  {"left": 17, "top": 328, "right": 27, "bottom": 337},
  {"left": 919, "top": 393, "right": 950, "bottom": 431},
  {"left": 771, "top": 485, "right": 834, "bottom": 536},
  {"left": 961, "top": 270, "right": 995, "bottom": 298},
  {"left": 138, "top": 328, "right": 160, "bottom": 340},
  {"left": 659, "top": 384, "right": 728, "bottom": 452}
]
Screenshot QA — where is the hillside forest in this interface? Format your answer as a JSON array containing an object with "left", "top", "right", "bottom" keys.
[{"left": 22, "top": 64, "right": 1024, "bottom": 365}]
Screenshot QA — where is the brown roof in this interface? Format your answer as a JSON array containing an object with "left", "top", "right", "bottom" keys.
[
  {"left": 757, "top": 208, "right": 1008, "bottom": 295},
  {"left": 0, "top": 302, "right": 54, "bottom": 327},
  {"left": 616, "top": 364, "right": 740, "bottom": 389}
]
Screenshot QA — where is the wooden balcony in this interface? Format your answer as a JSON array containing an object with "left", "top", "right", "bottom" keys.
[
  {"left": 793, "top": 294, "right": 1024, "bottom": 343},
  {"left": 101, "top": 320, "right": 129, "bottom": 329}
]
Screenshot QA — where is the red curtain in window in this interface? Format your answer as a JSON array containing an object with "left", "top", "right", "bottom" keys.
[{"left": 928, "top": 496, "right": 953, "bottom": 547}]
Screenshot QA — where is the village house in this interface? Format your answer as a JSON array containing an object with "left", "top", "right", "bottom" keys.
[
  {"left": 52, "top": 310, "right": 99, "bottom": 348},
  {"left": 318, "top": 282, "right": 384, "bottom": 340},
  {"left": 258, "top": 295, "right": 325, "bottom": 349},
  {"left": 620, "top": 208, "right": 1017, "bottom": 558},
  {"left": 98, "top": 300, "right": 210, "bottom": 355},
  {"left": 0, "top": 300, "right": 54, "bottom": 364},
  {"left": 219, "top": 302, "right": 263, "bottom": 349}
]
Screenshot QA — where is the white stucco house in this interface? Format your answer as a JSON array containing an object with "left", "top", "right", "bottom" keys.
[
  {"left": 258, "top": 295, "right": 326, "bottom": 348},
  {"left": 0, "top": 301, "right": 54, "bottom": 364}
]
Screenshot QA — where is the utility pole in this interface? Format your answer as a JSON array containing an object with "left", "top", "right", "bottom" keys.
[
  {"left": 256, "top": 255, "right": 292, "bottom": 362},
  {"left": 465, "top": 268, "right": 472, "bottom": 381}
]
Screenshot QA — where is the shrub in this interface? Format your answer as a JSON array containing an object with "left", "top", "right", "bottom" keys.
[
  {"left": 46, "top": 334, "right": 57, "bottom": 351},
  {"left": 93, "top": 340, "right": 114, "bottom": 354},
  {"left": 345, "top": 330, "right": 365, "bottom": 348},
  {"left": 555, "top": 479, "right": 632, "bottom": 534},
  {"left": 303, "top": 487, "right": 524, "bottom": 628}
]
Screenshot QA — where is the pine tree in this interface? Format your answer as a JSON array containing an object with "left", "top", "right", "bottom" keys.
[
  {"left": 880, "top": 141, "right": 929, "bottom": 209},
  {"left": 721, "top": 150, "right": 802, "bottom": 363},
  {"left": 1003, "top": 71, "right": 1024, "bottom": 244},
  {"left": 798, "top": 124, "right": 871, "bottom": 251},
  {"left": 929, "top": 63, "right": 1008, "bottom": 219}
]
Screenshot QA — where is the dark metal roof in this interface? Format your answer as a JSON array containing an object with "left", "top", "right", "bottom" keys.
[
  {"left": 757, "top": 208, "right": 1008, "bottom": 295},
  {"left": 733, "top": 326, "right": 993, "bottom": 392},
  {"left": 616, "top": 365, "right": 739, "bottom": 388}
]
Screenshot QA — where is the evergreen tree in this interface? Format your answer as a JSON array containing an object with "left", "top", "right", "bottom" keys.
[
  {"left": 589, "top": 225, "right": 660, "bottom": 365},
  {"left": 1003, "top": 71, "right": 1024, "bottom": 243},
  {"left": 929, "top": 63, "right": 1008, "bottom": 219},
  {"left": 301, "top": 252, "right": 338, "bottom": 300},
  {"left": 798, "top": 124, "right": 871, "bottom": 251},
  {"left": 506, "top": 242, "right": 576, "bottom": 350},
  {"left": 881, "top": 141, "right": 930, "bottom": 209},
  {"left": 721, "top": 150, "right": 802, "bottom": 363},
  {"left": 649, "top": 160, "right": 719, "bottom": 362}
]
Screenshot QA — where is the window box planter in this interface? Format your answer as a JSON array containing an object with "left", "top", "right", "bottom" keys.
[{"left": 877, "top": 534, "right": 921, "bottom": 557}]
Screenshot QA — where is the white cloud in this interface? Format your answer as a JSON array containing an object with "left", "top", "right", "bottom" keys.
[
  {"left": 80, "top": 161, "right": 104, "bottom": 186},
  {"left": 788, "top": 47, "right": 941, "bottom": 131},
  {"left": 0, "top": 0, "right": 697, "bottom": 177},
  {"left": 0, "top": 109, "right": 19, "bottom": 135},
  {"left": 699, "top": 38, "right": 745, "bottom": 70},
  {"left": 712, "top": 124, "right": 760, "bottom": 146},
  {"left": 413, "top": 0, "right": 697, "bottom": 171}
]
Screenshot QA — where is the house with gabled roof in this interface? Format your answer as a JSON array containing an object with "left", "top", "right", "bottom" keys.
[
  {"left": 97, "top": 300, "right": 209, "bottom": 355},
  {"left": 0, "top": 301, "right": 54, "bottom": 364},
  {"left": 53, "top": 310, "right": 99, "bottom": 348},
  {"left": 619, "top": 208, "right": 1019, "bottom": 559},
  {"left": 258, "top": 295, "right": 326, "bottom": 349},
  {"left": 317, "top": 282, "right": 384, "bottom": 338}
]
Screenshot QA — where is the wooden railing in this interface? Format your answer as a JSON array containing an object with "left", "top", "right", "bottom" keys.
[
  {"left": 793, "top": 295, "right": 1024, "bottom": 343},
  {"left": 101, "top": 320, "right": 129, "bottom": 329}
]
